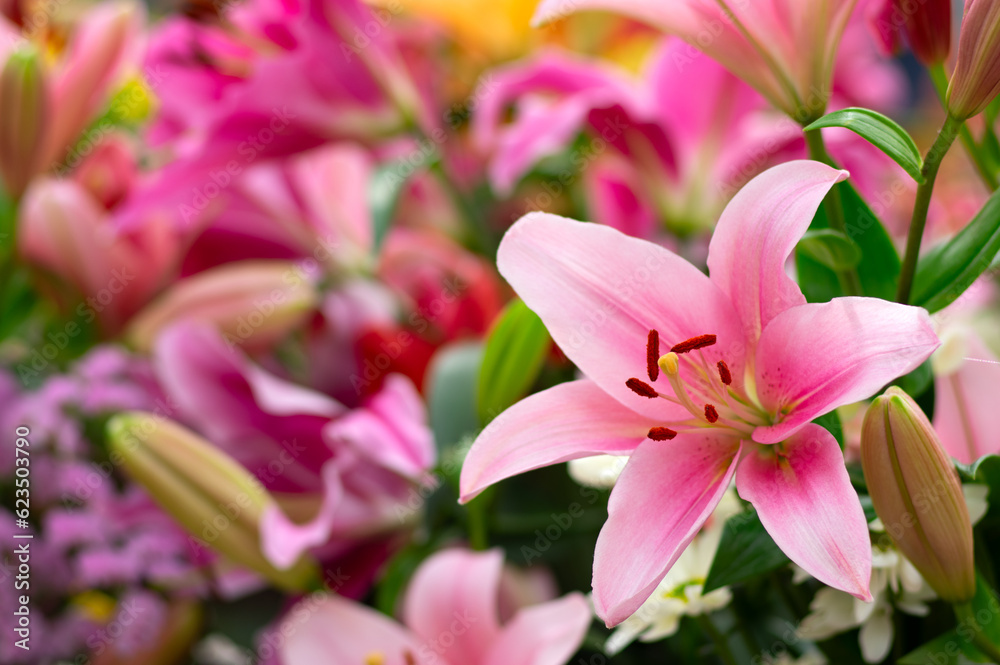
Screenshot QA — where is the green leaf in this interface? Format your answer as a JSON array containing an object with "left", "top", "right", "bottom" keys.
[
  {"left": 898, "top": 630, "right": 992, "bottom": 664},
  {"left": 426, "top": 342, "right": 483, "bottom": 453},
  {"left": 796, "top": 180, "right": 901, "bottom": 302},
  {"left": 911, "top": 187, "right": 1000, "bottom": 313},
  {"left": 957, "top": 454, "right": 1000, "bottom": 482},
  {"left": 859, "top": 494, "right": 878, "bottom": 523},
  {"left": 703, "top": 509, "right": 789, "bottom": 592},
  {"left": 910, "top": 575, "right": 1000, "bottom": 664},
  {"left": 368, "top": 158, "right": 430, "bottom": 255},
  {"left": 805, "top": 108, "right": 925, "bottom": 183},
  {"left": 896, "top": 360, "right": 934, "bottom": 399},
  {"left": 797, "top": 229, "right": 863, "bottom": 270},
  {"left": 813, "top": 409, "right": 845, "bottom": 448},
  {"left": 477, "top": 299, "right": 551, "bottom": 425}
]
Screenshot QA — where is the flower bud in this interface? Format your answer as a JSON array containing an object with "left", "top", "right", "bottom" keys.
[
  {"left": 107, "top": 412, "right": 319, "bottom": 591},
  {"left": 860, "top": 387, "right": 975, "bottom": 603},
  {"left": 0, "top": 48, "right": 47, "bottom": 198},
  {"left": 947, "top": 0, "right": 1000, "bottom": 119},
  {"left": 904, "top": 0, "right": 951, "bottom": 65},
  {"left": 124, "top": 261, "right": 317, "bottom": 353}
]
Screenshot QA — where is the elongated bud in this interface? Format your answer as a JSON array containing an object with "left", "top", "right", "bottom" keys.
[
  {"left": 860, "top": 387, "right": 975, "bottom": 603},
  {"left": 0, "top": 48, "right": 47, "bottom": 198},
  {"left": 947, "top": 0, "right": 1000, "bottom": 119},
  {"left": 125, "top": 261, "right": 317, "bottom": 353},
  {"left": 107, "top": 412, "right": 319, "bottom": 591}
]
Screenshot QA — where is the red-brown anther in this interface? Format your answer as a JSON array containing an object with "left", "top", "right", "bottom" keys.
[
  {"left": 717, "top": 360, "right": 732, "bottom": 386},
  {"left": 404, "top": 651, "right": 417, "bottom": 665},
  {"left": 648, "top": 426, "right": 677, "bottom": 441},
  {"left": 670, "top": 334, "right": 717, "bottom": 354},
  {"left": 626, "top": 378, "right": 659, "bottom": 398},
  {"left": 647, "top": 329, "right": 660, "bottom": 382},
  {"left": 704, "top": 404, "right": 719, "bottom": 423}
]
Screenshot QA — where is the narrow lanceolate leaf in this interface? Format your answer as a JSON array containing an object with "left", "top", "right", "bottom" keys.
[
  {"left": 797, "top": 181, "right": 901, "bottom": 302},
  {"left": 911, "top": 187, "right": 1000, "bottom": 313},
  {"left": 806, "top": 108, "right": 925, "bottom": 183},
  {"left": 797, "top": 229, "right": 862, "bottom": 270},
  {"left": 703, "top": 509, "right": 789, "bottom": 593},
  {"left": 477, "top": 299, "right": 551, "bottom": 425}
]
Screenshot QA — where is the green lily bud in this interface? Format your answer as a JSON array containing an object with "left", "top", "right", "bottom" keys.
[
  {"left": 860, "top": 387, "right": 975, "bottom": 603},
  {"left": 947, "top": 0, "right": 1000, "bottom": 120},
  {"left": 107, "top": 412, "right": 319, "bottom": 592},
  {"left": 0, "top": 48, "right": 47, "bottom": 198}
]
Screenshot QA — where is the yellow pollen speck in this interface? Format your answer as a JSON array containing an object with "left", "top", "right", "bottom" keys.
[
  {"left": 658, "top": 352, "right": 679, "bottom": 376},
  {"left": 364, "top": 653, "right": 386, "bottom": 665},
  {"left": 70, "top": 591, "right": 117, "bottom": 622}
]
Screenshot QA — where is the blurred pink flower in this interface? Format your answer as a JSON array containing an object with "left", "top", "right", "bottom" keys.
[
  {"left": 153, "top": 321, "right": 436, "bottom": 596},
  {"left": 460, "top": 161, "right": 940, "bottom": 625},
  {"left": 931, "top": 280, "right": 1000, "bottom": 465},
  {"left": 533, "top": 0, "right": 858, "bottom": 120},
  {"left": 474, "top": 34, "right": 903, "bottom": 236},
  {"left": 116, "top": 0, "right": 430, "bottom": 230},
  {"left": 278, "top": 548, "right": 591, "bottom": 665},
  {"left": 866, "top": 0, "right": 951, "bottom": 65},
  {"left": 0, "top": 1, "right": 143, "bottom": 195},
  {"left": 18, "top": 178, "right": 179, "bottom": 334},
  {"left": 179, "top": 143, "right": 375, "bottom": 274}
]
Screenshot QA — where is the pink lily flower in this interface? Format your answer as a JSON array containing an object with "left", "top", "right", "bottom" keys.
[
  {"left": 278, "top": 548, "right": 591, "bottom": 665},
  {"left": 0, "top": 1, "right": 142, "bottom": 195},
  {"left": 115, "top": 0, "right": 430, "bottom": 231},
  {"left": 460, "top": 161, "right": 939, "bottom": 626},
  {"left": 931, "top": 280, "right": 1000, "bottom": 465},
  {"left": 18, "top": 178, "right": 179, "bottom": 334},
  {"left": 532, "top": 0, "right": 858, "bottom": 120},
  {"left": 154, "top": 321, "right": 436, "bottom": 596},
  {"left": 474, "top": 35, "right": 904, "bottom": 235},
  {"left": 179, "top": 143, "right": 375, "bottom": 274}
]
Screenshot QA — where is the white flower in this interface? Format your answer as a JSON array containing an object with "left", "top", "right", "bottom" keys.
[
  {"left": 567, "top": 454, "right": 629, "bottom": 488},
  {"left": 603, "top": 490, "right": 742, "bottom": 655},
  {"left": 796, "top": 484, "right": 989, "bottom": 663}
]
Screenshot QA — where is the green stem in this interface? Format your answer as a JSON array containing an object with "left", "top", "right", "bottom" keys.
[
  {"left": 697, "top": 613, "right": 739, "bottom": 665},
  {"left": 803, "top": 128, "right": 863, "bottom": 295},
  {"left": 896, "top": 114, "right": 962, "bottom": 303},
  {"left": 928, "top": 64, "right": 998, "bottom": 190},
  {"left": 955, "top": 602, "right": 1000, "bottom": 662},
  {"left": 465, "top": 494, "right": 489, "bottom": 551}
]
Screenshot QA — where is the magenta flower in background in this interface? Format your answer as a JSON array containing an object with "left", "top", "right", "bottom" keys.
[
  {"left": 115, "top": 0, "right": 430, "bottom": 231},
  {"left": 153, "top": 321, "right": 436, "bottom": 596},
  {"left": 460, "top": 161, "right": 940, "bottom": 625},
  {"left": 0, "top": 348, "right": 201, "bottom": 665},
  {"left": 474, "top": 31, "right": 905, "bottom": 236},
  {"left": 278, "top": 548, "right": 591, "bottom": 665},
  {"left": 532, "top": 0, "right": 859, "bottom": 120}
]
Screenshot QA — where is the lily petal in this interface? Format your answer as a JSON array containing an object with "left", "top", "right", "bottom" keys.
[
  {"left": 707, "top": 160, "right": 847, "bottom": 350},
  {"left": 324, "top": 374, "right": 436, "bottom": 479},
  {"left": 402, "top": 548, "right": 503, "bottom": 661},
  {"left": 753, "top": 297, "right": 938, "bottom": 444},
  {"left": 278, "top": 594, "right": 427, "bottom": 665},
  {"left": 483, "top": 593, "right": 592, "bottom": 665},
  {"left": 592, "top": 433, "right": 742, "bottom": 626},
  {"left": 933, "top": 331, "right": 1000, "bottom": 464},
  {"left": 460, "top": 379, "right": 655, "bottom": 502},
  {"left": 498, "top": 212, "right": 743, "bottom": 420},
  {"left": 737, "top": 424, "right": 872, "bottom": 601}
]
